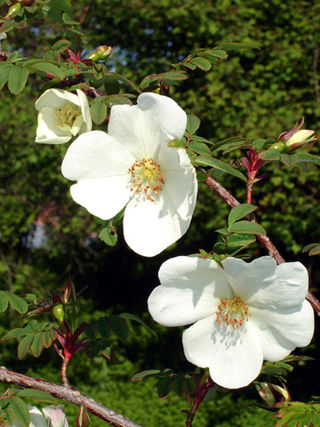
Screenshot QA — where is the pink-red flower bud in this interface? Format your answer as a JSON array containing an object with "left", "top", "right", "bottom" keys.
[{"left": 278, "top": 117, "right": 316, "bottom": 150}]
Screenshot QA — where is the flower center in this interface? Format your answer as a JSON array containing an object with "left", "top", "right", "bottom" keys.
[
  {"left": 55, "top": 103, "right": 81, "bottom": 131},
  {"left": 128, "top": 158, "right": 165, "bottom": 202},
  {"left": 216, "top": 296, "right": 250, "bottom": 329}
]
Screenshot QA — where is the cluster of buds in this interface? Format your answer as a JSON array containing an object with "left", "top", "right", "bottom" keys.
[
  {"left": 88, "top": 45, "right": 113, "bottom": 62},
  {"left": 271, "top": 118, "right": 317, "bottom": 151}
]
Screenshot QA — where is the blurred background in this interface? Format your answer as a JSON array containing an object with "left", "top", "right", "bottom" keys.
[{"left": 0, "top": 0, "right": 319, "bottom": 425}]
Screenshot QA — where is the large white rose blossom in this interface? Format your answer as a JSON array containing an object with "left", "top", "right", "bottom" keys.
[
  {"left": 61, "top": 92, "right": 197, "bottom": 257},
  {"left": 148, "top": 256, "right": 314, "bottom": 389},
  {"left": 35, "top": 88, "right": 92, "bottom": 144}
]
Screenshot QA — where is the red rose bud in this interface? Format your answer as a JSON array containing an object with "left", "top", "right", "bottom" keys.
[
  {"left": 76, "top": 406, "right": 90, "bottom": 427},
  {"left": 96, "top": 45, "right": 113, "bottom": 59}
]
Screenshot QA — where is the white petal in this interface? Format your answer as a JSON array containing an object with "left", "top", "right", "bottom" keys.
[
  {"left": 123, "top": 181, "right": 194, "bottom": 256},
  {"left": 35, "top": 88, "right": 80, "bottom": 111},
  {"left": 71, "top": 114, "right": 84, "bottom": 136},
  {"left": 182, "top": 315, "right": 263, "bottom": 389},
  {"left": 35, "top": 107, "right": 71, "bottom": 144},
  {"left": 137, "top": 92, "right": 187, "bottom": 140},
  {"left": 223, "top": 257, "right": 309, "bottom": 310},
  {"left": 62, "top": 130, "right": 134, "bottom": 181},
  {"left": 70, "top": 176, "right": 131, "bottom": 220},
  {"left": 148, "top": 256, "right": 231, "bottom": 326},
  {"left": 250, "top": 300, "right": 314, "bottom": 361},
  {"left": 76, "top": 89, "right": 92, "bottom": 132},
  {"left": 108, "top": 104, "right": 163, "bottom": 159},
  {"left": 159, "top": 146, "right": 198, "bottom": 221}
]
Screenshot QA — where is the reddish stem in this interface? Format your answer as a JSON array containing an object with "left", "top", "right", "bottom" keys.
[
  {"left": 0, "top": 367, "right": 142, "bottom": 427},
  {"left": 202, "top": 170, "right": 320, "bottom": 315},
  {"left": 61, "top": 356, "right": 71, "bottom": 387},
  {"left": 186, "top": 378, "right": 215, "bottom": 427}
]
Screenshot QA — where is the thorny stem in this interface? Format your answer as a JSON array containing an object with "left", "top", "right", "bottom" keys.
[
  {"left": 202, "top": 169, "right": 320, "bottom": 315},
  {"left": 0, "top": 367, "right": 142, "bottom": 427}
]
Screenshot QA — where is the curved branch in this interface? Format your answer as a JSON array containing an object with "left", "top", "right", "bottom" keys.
[
  {"left": 202, "top": 170, "right": 320, "bottom": 315},
  {"left": 0, "top": 367, "right": 142, "bottom": 427}
]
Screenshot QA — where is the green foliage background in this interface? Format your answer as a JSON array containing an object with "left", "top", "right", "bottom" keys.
[{"left": 0, "top": 0, "right": 319, "bottom": 425}]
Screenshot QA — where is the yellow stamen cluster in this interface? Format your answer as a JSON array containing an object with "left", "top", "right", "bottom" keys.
[
  {"left": 216, "top": 296, "right": 250, "bottom": 329},
  {"left": 128, "top": 158, "right": 165, "bottom": 202},
  {"left": 55, "top": 103, "right": 81, "bottom": 130}
]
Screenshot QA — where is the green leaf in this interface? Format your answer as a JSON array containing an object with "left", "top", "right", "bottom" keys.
[
  {"left": 226, "top": 233, "right": 256, "bottom": 248},
  {"left": 161, "top": 71, "right": 187, "bottom": 80},
  {"left": 261, "top": 149, "right": 280, "bottom": 161},
  {"left": 108, "top": 315, "right": 129, "bottom": 340},
  {"left": 96, "top": 317, "right": 111, "bottom": 338},
  {"left": 62, "top": 12, "right": 79, "bottom": 25},
  {"left": 8, "top": 293, "right": 28, "bottom": 314},
  {"left": 191, "top": 57, "right": 212, "bottom": 71},
  {"left": 228, "top": 204, "right": 257, "bottom": 226},
  {"left": 229, "top": 220, "right": 266, "bottom": 235},
  {"left": 51, "top": 39, "right": 71, "bottom": 54},
  {"left": 41, "top": 330, "right": 52, "bottom": 348},
  {"left": 120, "top": 312, "right": 157, "bottom": 338},
  {"left": 186, "top": 114, "right": 201, "bottom": 134},
  {"left": 99, "top": 223, "right": 117, "bottom": 246},
  {"left": 1, "top": 328, "right": 27, "bottom": 340},
  {"left": 188, "top": 141, "right": 211, "bottom": 155},
  {"left": 8, "top": 397, "right": 30, "bottom": 427},
  {"left": 106, "top": 95, "right": 132, "bottom": 105},
  {"left": 158, "top": 376, "right": 173, "bottom": 398},
  {"left": 131, "top": 369, "right": 163, "bottom": 381},
  {"left": 168, "top": 138, "right": 185, "bottom": 148},
  {"left": 217, "top": 42, "right": 260, "bottom": 51},
  {"left": 195, "top": 156, "right": 247, "bottom": 181},
  {"left": 0, "top": 291, "right": 9, "bottom": 312},
  {"left": 16, "top": 389, "right": 57, "bottom": 403},
  {"left": 17, "top": 335, "right": 33, "bottom": 359},
  {"left": 32, "top": 62, "right": 64, "bottom": 79},
  {"left": 8, "top": 67, "right": 29, "bottom": 95},
  {"left": 211, "top": 49, "right": 228, "bottom": 59},
  {"left": 30, "top": 333, "right": 43, "bottom": 357},
  {"left": 90, "top": 97, "right": 107, "bottom": 124},
  {"left": 252, "top": 139, "right": 266, "bottom": 150},
  {"left": 302, "top": 243, "right": 320, "bottom": 254},
  {"left": 0, "top": 64, "right": 12, "bottom": 90}
]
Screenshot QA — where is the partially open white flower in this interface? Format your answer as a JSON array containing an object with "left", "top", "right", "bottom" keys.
[
  {"left": 35, "top": 89, "right": 92, "bottom": 144},
  {"left": 148, "top": 256, "right": 314, "bottom": 389},
  {"left": 61, "top": 92, "right": 197, "bottom": 257}
]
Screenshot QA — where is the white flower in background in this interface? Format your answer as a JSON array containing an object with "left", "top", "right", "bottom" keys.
[
  {"left": 35, "top": 89, "right": 92, "bottom": 144},
  {"left": 42, "top": 405, "right": 69, "bottom": 427},
  {"left": 9, "top": 404, "right": 68, "bottom": 427},
  {"left": 148, "top": 256, "right": 314, "bottom": 389},
  {"left": 61, "top": 92, "right": 197, "bottom": 257}
]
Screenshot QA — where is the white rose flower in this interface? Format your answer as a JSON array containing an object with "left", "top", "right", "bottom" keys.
[
  {"left": 61, "top": 92, "right": 197, "bottom": 257},
  {"left": 35, "top": 89, "right": 92, "bottom": 144},
  {"left": 148, "top": 256, "right": 314, "bottom": 389}
]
